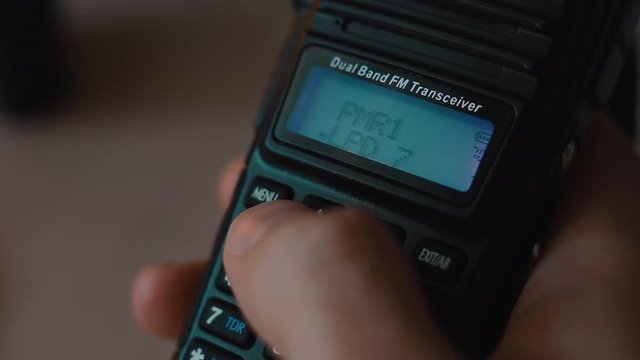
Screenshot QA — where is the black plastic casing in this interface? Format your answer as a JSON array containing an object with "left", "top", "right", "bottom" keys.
[{"left": 175, "top": 1, "right": 640, "bottom": 359}]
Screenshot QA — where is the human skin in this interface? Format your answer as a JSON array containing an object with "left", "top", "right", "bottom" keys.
[{"left": 132, "top": 115, "right": 640, "bottom": 359}]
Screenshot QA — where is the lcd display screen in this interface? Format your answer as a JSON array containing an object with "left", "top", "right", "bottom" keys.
[{"left": 286, "top": 66, "right": 495, "bottom": 192}]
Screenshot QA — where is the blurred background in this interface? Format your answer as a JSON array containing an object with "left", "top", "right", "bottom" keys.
[
  {"left": 0, "top": 0, "right": 291, "bottom": 359},
  {"left": 0, "top": 1, "right": 638, "bottom": 360}
]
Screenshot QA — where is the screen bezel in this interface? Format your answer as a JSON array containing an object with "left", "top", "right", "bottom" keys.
[{"left": 274, "top": 46, "right": 514, "bottom": 206}]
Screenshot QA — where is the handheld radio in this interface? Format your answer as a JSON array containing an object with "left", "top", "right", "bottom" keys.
[{"left": 173, "top": 1, "right": 640, "bottom": 358}]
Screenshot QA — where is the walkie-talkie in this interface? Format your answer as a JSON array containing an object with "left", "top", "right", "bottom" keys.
[{"left": 173, "top": 1, "right": 640, "bottom": 358}]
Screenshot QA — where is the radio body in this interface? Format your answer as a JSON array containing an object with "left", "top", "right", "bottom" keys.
[{"left": 174, "top": 1, "right": 640, "bottom": 359}]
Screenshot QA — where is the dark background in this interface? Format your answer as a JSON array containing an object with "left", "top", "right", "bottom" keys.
[{"left": 0, "top": 1, "right": 290, "bottom": 358}]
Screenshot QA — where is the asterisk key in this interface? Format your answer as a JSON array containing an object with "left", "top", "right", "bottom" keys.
[{"left": 190, "top": 348, "right": 205, "bottom": 360}]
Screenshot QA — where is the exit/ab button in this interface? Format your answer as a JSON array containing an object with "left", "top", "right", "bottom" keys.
[{"left": 413, "top": 239, "right": 467, "bottom": 286}]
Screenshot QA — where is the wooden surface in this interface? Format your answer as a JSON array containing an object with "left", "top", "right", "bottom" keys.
[{"left": 0, "top": 1, "right": 291, "bottom": 359}]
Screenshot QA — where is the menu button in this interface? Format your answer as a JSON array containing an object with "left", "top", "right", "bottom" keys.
[{"left": 245, "top": 178, "right": 293, "bottom": 208}]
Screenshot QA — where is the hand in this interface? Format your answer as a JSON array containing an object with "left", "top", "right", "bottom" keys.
[{"left": 132, "top": 115, "right": 640, "bottom": 359}]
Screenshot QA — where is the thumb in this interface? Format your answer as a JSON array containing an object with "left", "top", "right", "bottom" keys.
[{"left": 223, "top": 201, "right": 458, "bottom": 360}]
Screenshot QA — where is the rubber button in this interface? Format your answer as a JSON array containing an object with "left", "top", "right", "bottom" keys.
[
  {"left": 264, "top": 344, "right": 283, "bottom": 359},
  {"left": 199, "top": 300, "right": 255, "bottom": 349},
  {"left": 182, "top": 338, "right": 242, "bottom": 360},
  {"left": 245, "top": 178, "right": 293, "bottom": 208},
  {"left": 302, "top": 196, "right": 340, "bottom": 212},
  {"left": 216, "top": 268, "right": 233, "bottom": 296},
  {"left": 385, "top": 223, "right": 407, "bottom": 245},
  {"left": 413, "top": 239, "right": 467, "bottom": 286}
]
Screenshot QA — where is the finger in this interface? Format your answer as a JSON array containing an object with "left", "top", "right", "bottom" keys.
[
  {"left": 217, "top": 159, "right": 245, "bottom": 210},
  {"left": 131, "top": 158, "right": 243, "bottom": 338},
  {"left": 495, "top": 116, "right": 640, "bottom": 359},
  {"left": 550, "top": 114, "right": 640, "bottom": 249},
  {"left": 223, "top": 201, "right": 458, "bottom": 360},
  {"left": 132, "top": 261, "right": 207, "bottom": 339}
]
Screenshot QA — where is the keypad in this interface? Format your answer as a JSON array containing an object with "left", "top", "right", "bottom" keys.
[
  {"left": 201, "top": 179, "right": 472, "bottom": 359},
  {"left": 245, "top": 178, "right": 293, "bottom": 208},
  {"left": 199, "top": 299, "right": 255, "bottom": 349},
  {"left": 302, "top": 195, "right": 340, "bottom": 212},
  {"left": 183, "top": 339, "right": 242, "bottom": 360},
  {"left": 263, "top": 345, "right": 282, "bottom": 359},
  {"left": 216, "top": 268, "right": 233, "bottom": 295},
  {"left": 413, "top": 239, "right": 467, "bottom": 286},
  {"left": 385, "top": 222, "right": 407, "bottom": 245},
  {"left": 302, "top": 195, "right": 408, "bottom": 245}
]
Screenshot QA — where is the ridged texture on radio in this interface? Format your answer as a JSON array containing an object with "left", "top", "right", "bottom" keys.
[{"left": 315, "top": 0, "right": 566, "bottom": 99}]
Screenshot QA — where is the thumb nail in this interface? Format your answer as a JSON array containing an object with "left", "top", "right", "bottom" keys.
[{"left": 226, "top": 202, "right": 306, "bottom": 256}]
